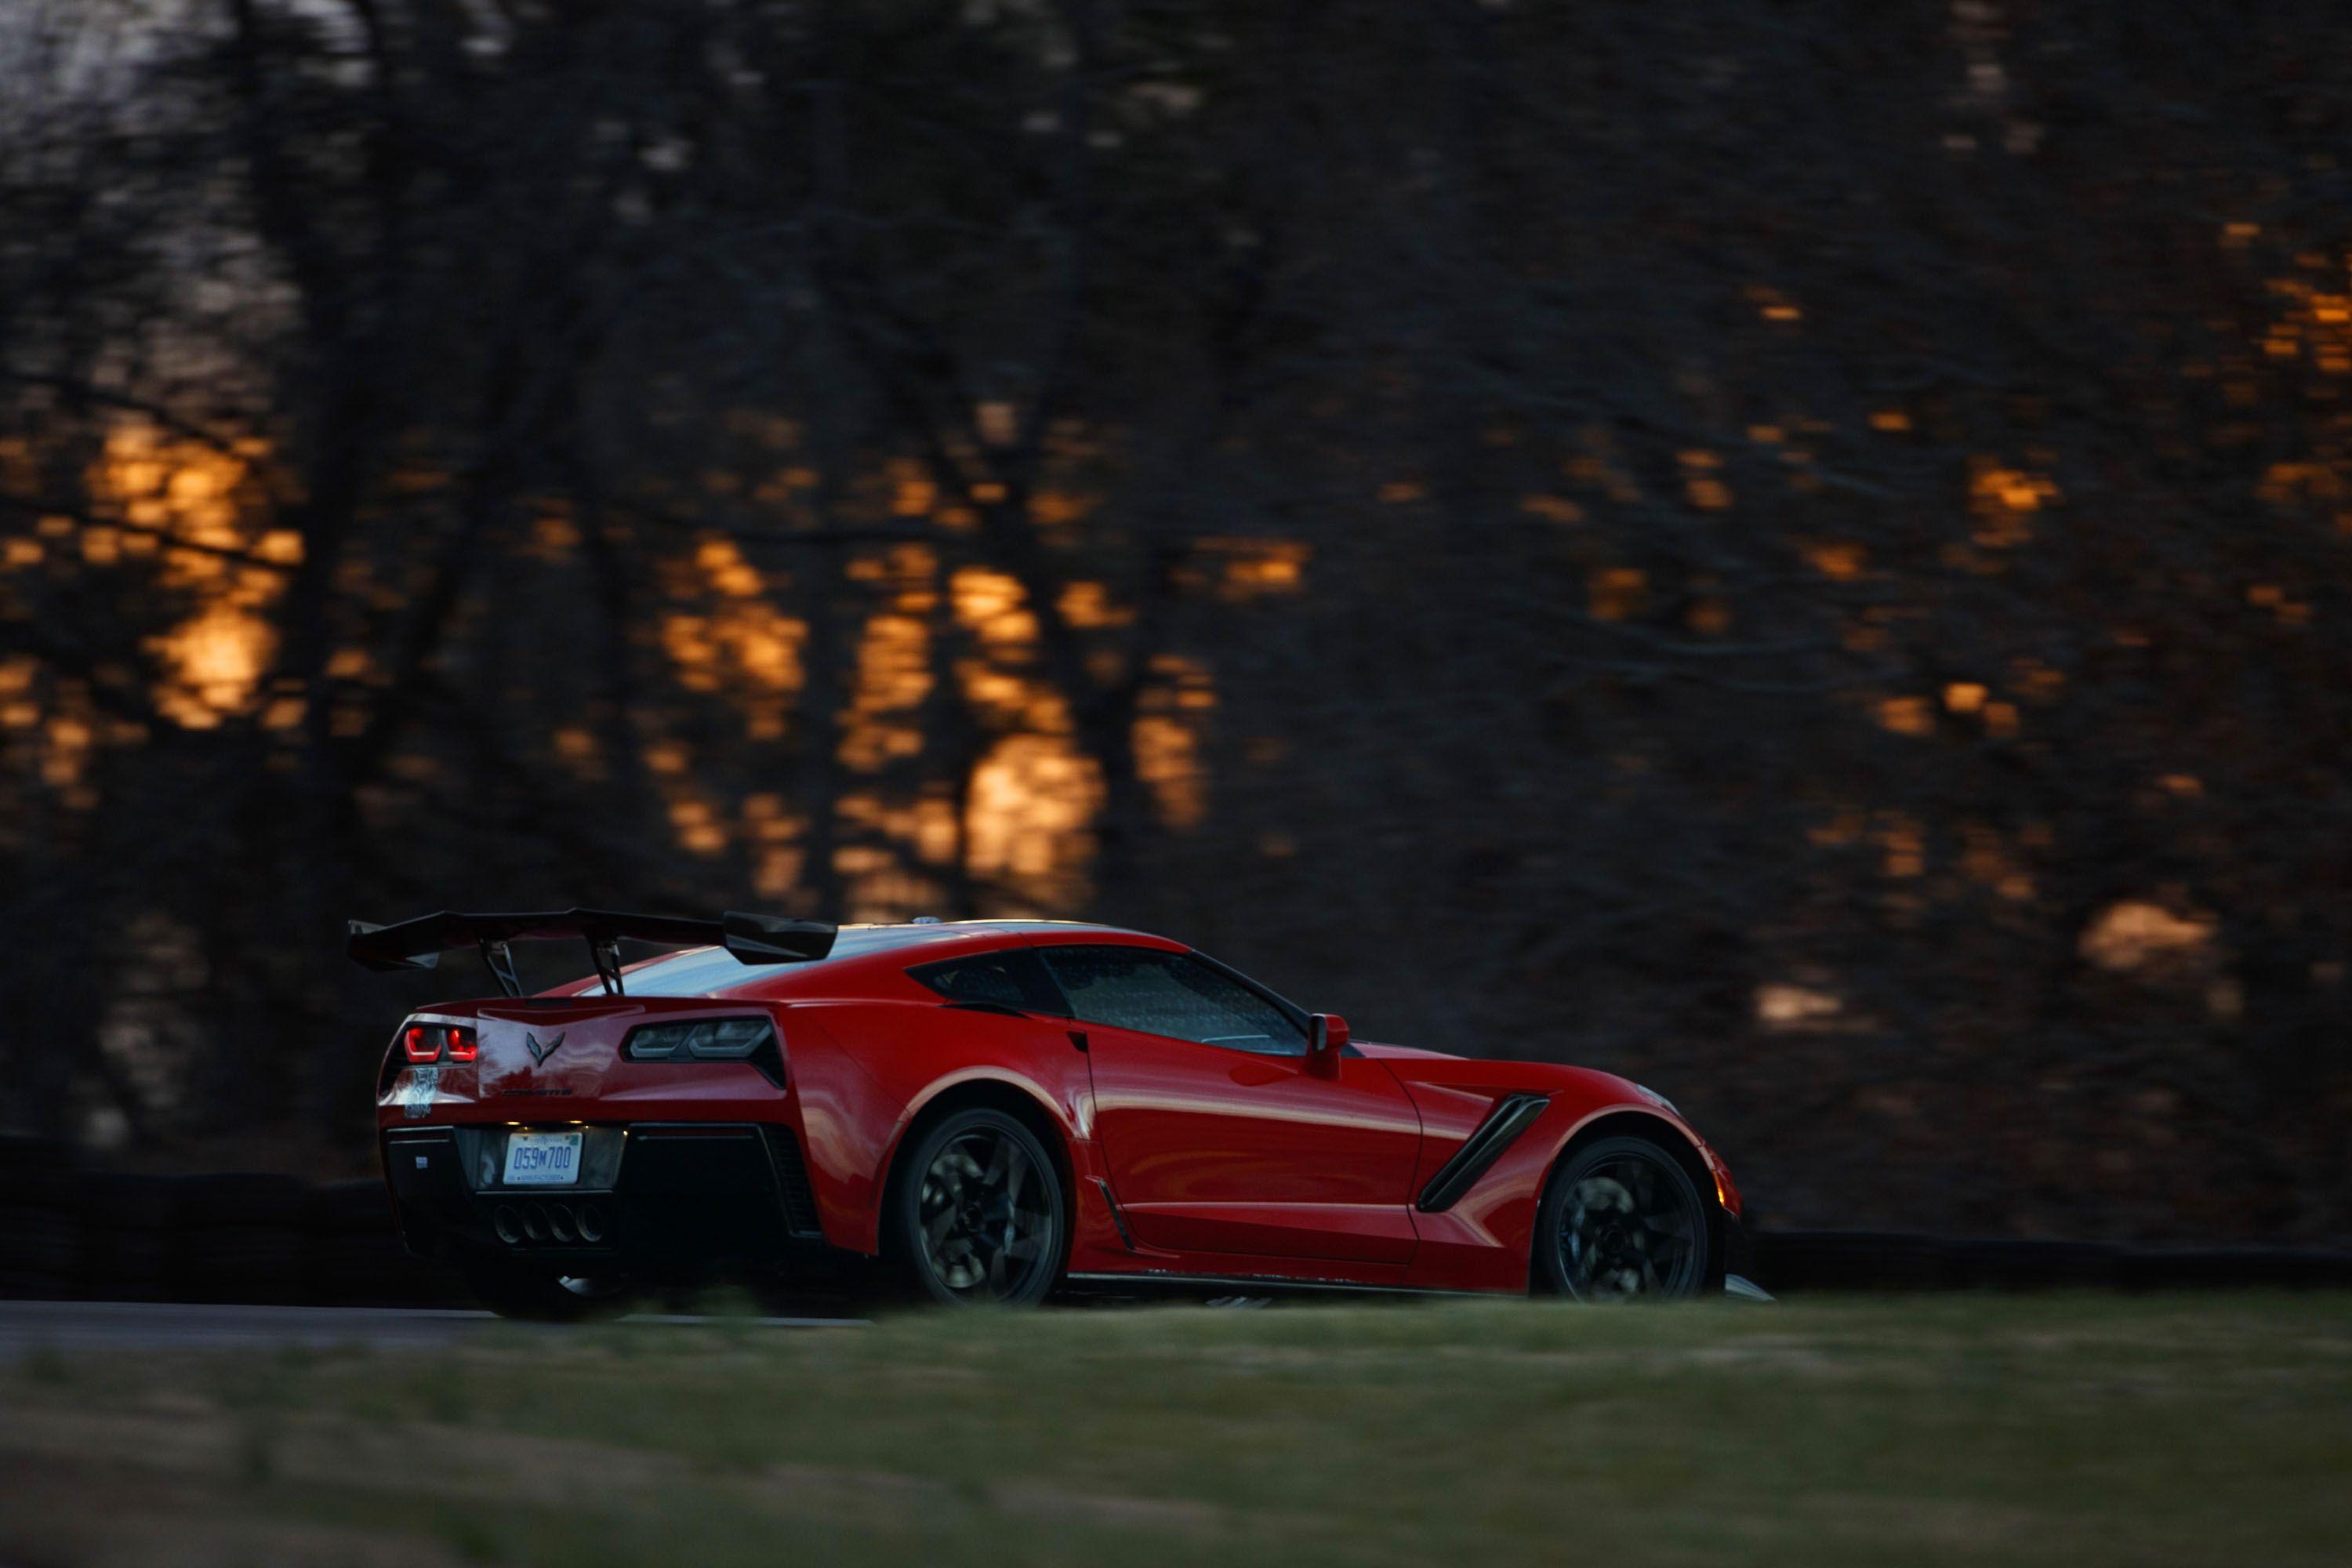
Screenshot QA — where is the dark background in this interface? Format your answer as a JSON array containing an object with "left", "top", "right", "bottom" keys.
[{"left": 2, "top": 1, "right": 2347, "bottom": 1246}]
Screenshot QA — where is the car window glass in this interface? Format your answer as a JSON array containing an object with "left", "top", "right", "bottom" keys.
[
  {"left": 908, "top": 950, "right": 1068, "bottom": 1014},
  {"left": 1038, "top": 946, "right": 1306, "bottom": 1054},
  {"left": 620, "top": 925, "right": 966, "bottom": 996}
]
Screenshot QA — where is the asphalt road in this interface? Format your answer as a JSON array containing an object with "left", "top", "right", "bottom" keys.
[{"left": 0, "top": 1298, "right": 867, "bottom": 1356}]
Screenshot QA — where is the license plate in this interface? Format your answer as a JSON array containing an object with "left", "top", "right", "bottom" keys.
[
  {"left": 503, "top": 1131, "right": 583, "bottom": 1186},
  {"left": 398, "top": 1065, "right": 441, "bottom": 1120}
]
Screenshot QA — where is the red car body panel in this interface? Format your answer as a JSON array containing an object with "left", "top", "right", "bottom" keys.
[
  {"left": 782, "top": 999, "right": 1102, "bottom": 1259},
  {"left": 1081, "top": 1019, "right": 1424, "bottom": 1265},
  {"left": 372, "top": 920, "right": 1740, "bottom": 1295}
]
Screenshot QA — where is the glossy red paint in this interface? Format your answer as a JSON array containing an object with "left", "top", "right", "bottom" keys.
[
  {"left": 372, "top": 919, "right": 1740, "bottom": 1295},
  {"left": 1082, "top": 1017, "right": 1422, "bottom": 1263}
]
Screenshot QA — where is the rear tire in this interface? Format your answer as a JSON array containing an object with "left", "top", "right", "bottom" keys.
[
  {"left": 1534, "top": 1135, "right": 1711, "bottom": 1301},
  {"left": 459, "top": 1257, "right": 633, "bottom": 1322},
  {"left": 890, "top": 1108, "right": 1065, "bottom": 1307}
]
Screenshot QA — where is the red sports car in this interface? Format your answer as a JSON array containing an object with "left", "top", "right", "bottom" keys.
[{"left": 354, "top": 909, "right": 1751, "bottom": 1316}]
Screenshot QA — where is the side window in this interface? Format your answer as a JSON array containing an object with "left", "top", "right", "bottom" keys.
[
  {"left": 909, "top": 950, "right": 1068, "bottom": 1014},
  {"left": 1038, "top": 946, "right": 1307, "bottom": 1055}
]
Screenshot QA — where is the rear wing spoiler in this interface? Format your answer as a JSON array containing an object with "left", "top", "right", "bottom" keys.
[{"left": 346, "top": 908, "right": 837, "bottom": 998}]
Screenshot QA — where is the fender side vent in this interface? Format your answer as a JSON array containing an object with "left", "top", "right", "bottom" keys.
[{"left": 1416, "top": 1094, "right": 1552, "bottom": 1214}]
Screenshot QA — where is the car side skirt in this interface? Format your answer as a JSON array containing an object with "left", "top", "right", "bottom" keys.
[{"left": 1064, "top": 1271, "right": 1484, "bottom": 1299}]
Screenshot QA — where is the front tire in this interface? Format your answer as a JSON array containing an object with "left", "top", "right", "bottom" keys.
[
  {"left": 891, "top": 1108, "right": 1065, "bottom": 1307},
  {"left": 1534, "top": 1135, "right": 1711, "bottom": 1301}
]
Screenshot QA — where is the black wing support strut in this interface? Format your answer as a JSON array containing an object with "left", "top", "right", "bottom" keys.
[{"left": 481, "top": 939, "right": 524, "bottom": 999}]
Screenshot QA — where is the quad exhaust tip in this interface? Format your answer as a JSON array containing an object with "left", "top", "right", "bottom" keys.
[{"left": 493, "top": 1200, "right": 608, "bottom": 1247}]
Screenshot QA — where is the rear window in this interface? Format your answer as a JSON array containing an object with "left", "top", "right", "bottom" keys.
[{"left": 606, "top": 926, "right": 964, "bottom": 997}]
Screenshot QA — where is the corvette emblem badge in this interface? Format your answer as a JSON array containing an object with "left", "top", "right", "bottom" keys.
[{"left": 524, "top": 1029, "right": 567, "bottom": 1066}]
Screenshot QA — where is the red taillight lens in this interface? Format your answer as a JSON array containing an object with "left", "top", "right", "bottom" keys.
[
  {"left": 402, "top": 1025, "right": 439, "bottom": 1064},
  {"left": 445, "top": 1025, "right": 477, "bottom": 1064}
]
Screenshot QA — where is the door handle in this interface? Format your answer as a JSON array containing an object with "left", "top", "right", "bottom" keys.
[{"left": 1068, "top": 1029, "right": 1088, "bottom": 1053}]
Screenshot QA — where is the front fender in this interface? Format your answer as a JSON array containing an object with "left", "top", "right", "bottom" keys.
[{"left": 1390, "top": 1063, "right": 1729, "bottom": 1293}]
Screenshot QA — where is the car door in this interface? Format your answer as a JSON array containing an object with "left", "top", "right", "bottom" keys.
[{"left": 1037, "top": 942, "right": 1423, "bottom": 1265}]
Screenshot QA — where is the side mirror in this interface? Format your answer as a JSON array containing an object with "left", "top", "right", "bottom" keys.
[{"left": 1307, "top": 1013, "right": 1349, "bottom": 1076}]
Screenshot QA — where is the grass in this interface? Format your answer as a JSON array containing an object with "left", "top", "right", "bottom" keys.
[{"left": 2, "top": 1294, "right": 2349, "bottom": 1566}]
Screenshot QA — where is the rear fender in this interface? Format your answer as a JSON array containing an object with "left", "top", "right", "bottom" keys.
[{"left": 783, "top": 1001, "right": 1100, "bottom": 1257}]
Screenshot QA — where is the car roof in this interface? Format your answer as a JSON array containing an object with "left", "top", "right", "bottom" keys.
[{"left": 589, "top": 919, "right": 1181, "bottom": 1000}]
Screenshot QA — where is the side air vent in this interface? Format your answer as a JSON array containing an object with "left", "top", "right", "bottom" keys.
[
  {"left": 760, "top": 1126, "right": 825, "bottom": 1239},
  {"left": 1416, "top": 1093, "right": 1552, "bottom": 1214}
]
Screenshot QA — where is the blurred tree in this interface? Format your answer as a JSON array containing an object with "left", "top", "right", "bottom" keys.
[{"left": 2, "top": 0, "right": 2348, "bottom": 1241}]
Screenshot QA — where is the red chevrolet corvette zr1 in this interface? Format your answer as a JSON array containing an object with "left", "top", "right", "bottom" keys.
[{"left": 354, "top": 909, "right": 1752, "bottom": 1316}]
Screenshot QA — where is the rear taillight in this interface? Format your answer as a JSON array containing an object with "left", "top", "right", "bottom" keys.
[
  {"left": 401, "top": 1022, "right": 477, "bottom": 1065},
  {"left": 622, "top": 1015, "right": 786, "bottom": 1089},
  {"left": 624, "top": 1016, "right": 774, "bottom": 1061}
]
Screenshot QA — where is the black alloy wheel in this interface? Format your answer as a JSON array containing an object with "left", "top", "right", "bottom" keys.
[
  {"left": 1534, "top": 1135, "right": 1711, "bottom": 1301},
  {"left": 896, "top": 1108, "right": 1064, "bottom": 1306}
]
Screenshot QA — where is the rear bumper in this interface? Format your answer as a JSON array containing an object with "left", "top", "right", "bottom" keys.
[{"left": 383, "top": 1122, "right": 827, "bottom": 1270}]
